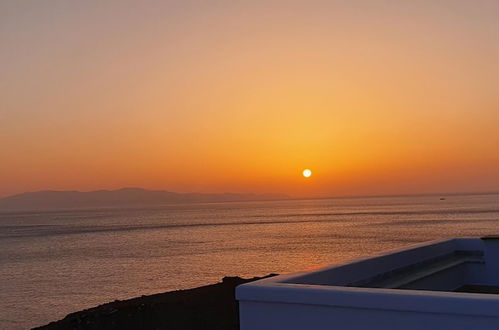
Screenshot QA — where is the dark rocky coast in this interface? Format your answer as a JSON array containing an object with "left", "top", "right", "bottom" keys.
[{"left": 34, "top": 275, "right": 276, "bottom": 330}]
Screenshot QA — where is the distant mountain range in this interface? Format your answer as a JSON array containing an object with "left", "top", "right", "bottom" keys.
[{"left": 0, "top": 188, "right": 288, "bottom": 211}]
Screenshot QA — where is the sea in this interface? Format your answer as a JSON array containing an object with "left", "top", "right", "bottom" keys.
[{"left": 1, "top": 193, "right": 499, "bottom": 329}]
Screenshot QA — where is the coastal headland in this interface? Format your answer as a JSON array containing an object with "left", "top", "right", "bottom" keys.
[{"left": 34, "top": 275, "right": 276, "bottom": 330}]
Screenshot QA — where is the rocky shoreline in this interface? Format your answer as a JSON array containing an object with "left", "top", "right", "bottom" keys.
[{"left": 34, "top": 274, "right": 276, "bottom": 330}]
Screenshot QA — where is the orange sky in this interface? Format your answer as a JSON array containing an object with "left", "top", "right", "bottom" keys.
[{"left": 1, "top": 1, "right": 499, "bottom": 198}]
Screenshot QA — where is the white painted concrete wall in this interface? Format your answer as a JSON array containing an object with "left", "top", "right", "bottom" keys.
[
  {"left": 237, "top": 238, "right": 499, "bottom": 330},
  {"left": 240, "top": 300, "right": 499, "bottom": 330}
]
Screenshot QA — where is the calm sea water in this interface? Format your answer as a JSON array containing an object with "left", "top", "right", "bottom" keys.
[{"left": 2, "top": 194, "right": 499, "bottom": 329}]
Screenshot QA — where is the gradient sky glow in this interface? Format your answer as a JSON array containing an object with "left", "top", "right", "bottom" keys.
[{"left": 1, "top": 1, "right": 499, "bottom": 198}]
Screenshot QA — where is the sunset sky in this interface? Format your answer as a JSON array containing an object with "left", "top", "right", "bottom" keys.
[{"left": 1, "top": 1, "right": 499, "bottom": 198}]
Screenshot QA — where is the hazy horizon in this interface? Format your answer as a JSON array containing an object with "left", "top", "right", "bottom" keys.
[
  {"left": 2, "top": 1, "right": 499, "bottom": 198},
  {"left": 1, "top": 186, "right": 498, "bottom": 201}
]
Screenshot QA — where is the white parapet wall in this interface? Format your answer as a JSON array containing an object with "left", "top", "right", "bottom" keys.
[{"left": 237, "top": 238, "right": 499, "bottom": 330}]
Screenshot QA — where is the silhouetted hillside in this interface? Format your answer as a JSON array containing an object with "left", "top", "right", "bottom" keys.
[
  {"left": 33, "top": 275, "right": 277, "bottom": 330},
  {"left": 0, "top": 188, "right": 288, "bottom": 211}
]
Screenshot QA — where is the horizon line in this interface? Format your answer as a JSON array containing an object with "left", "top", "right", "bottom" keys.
[{"left": 1, "top": 186, "right": 498, "bottom": 202}]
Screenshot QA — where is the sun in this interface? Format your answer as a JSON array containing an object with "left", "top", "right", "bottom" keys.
[{"left": 302, "top": 169, "right": 312, "bottom": 178}]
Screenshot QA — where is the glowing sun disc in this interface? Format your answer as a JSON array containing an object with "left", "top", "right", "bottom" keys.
[{"left": 303, "top": 169, "right": 312, "bottom": 178}]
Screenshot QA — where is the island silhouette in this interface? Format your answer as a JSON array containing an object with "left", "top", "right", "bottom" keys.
[{"left": 0, "top": 188, "right": 288, "bottom": 211}]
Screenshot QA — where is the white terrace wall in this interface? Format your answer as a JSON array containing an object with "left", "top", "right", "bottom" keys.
[{"left": 237, "top": 238, "right": 499, "bottom": 330}]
